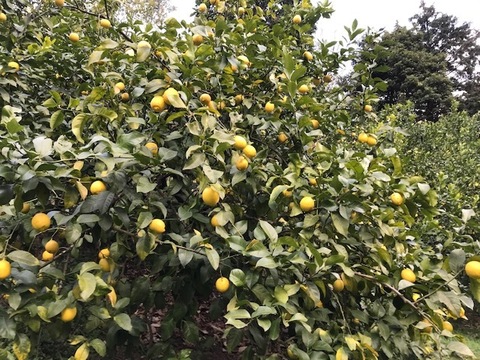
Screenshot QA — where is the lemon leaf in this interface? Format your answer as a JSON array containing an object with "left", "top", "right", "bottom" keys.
[{"left": 71, "top": 113, "right": 89, "bottom": 144}]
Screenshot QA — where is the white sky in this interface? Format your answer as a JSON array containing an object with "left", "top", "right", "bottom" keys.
[{"left": 171, "top": 1, "right": 480, "bottom": 41}]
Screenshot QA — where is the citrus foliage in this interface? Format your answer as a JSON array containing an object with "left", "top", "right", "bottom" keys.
[{"left": 0, "top": 0, "right": 478, "bottom": 359}]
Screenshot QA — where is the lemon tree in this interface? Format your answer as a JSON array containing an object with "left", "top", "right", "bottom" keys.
[{"left": 0, "top": 0, "right": 478, "bottom": 359}]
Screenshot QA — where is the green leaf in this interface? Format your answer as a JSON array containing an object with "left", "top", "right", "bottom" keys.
[
  {"left": 178, "top": 248, "right": 194, "bottom": 267},
  {"left": 229, "top": 269, "right": 246, "bottom": 287},
  {"left": 331, "top": 213, "right": 349, "bottom": 237},
  {"left": 274, "top": 286, "right": 288, "bottom": 304},
  {"left": 78, "top": 272, "right": 96, "bottom": 300},
  {"left": 114, "top": 313, "right": 133, "bottom": 332},
  {"left": 255, "top": 257, "right": 277, "bottom": 269},
  {"left": 448, "top": 341, "right": 475, "bottom": 357},
  {"left": 469, "top": 278, "right": 480, "bottom": 302},
  {"left": 182, "top": 321, "right": 199, "bottom": 344},
  {"left": 448, "top": 249, "right": 465, "bottom": 273},
  {"left": 136, "top": 45, "right": 151, "bottom": 62},
  {"left": 0, "top": 311, "right": 16, "bottom": 339},
  {"left": 89, "top": 339, "right": 106, "bottom": 357},
  {"left": 226, "top": 328, "right": 244, "bottom": 353},
  {"left": 259, "top": 220, "right": 278, "bottom": 243},
  {"left": 7, "top": 251, "right": 39, "bottom": 266},
  {"left": 50, "top": 110, "right": 64, "bottom": 129},
  {"left": 71, "top": 114, "right": 89, "bottom": 144},
  {"left": 205, "top": 247, "right": 220, "bottom": 270}
]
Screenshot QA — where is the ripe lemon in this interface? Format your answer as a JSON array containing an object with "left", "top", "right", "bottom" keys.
[
  {"left": 42, "top": 251, "right": 54, "bottom": 261},
  {"left": 311, "top": 119, "right": 319, "bottom": 129},
  {"left": 202, "top": 187, "right": 220, "bottom": 206},
  {"left": 265, "top": 102, "right": 275, "bottom": 113},
  {"left": 98, "top": 248, "right": 110, "bottom": 259},
  {"left": 114, "top": 82, "right": 125, "bottom": 91},
  {"left": 0, "top": 259, "right": 11, "bottom": 280},
  {"left": 412, "top": 293, "right": 421, "bottom": 301},
  {"left": 100, "top": 19, "right": 111, "bottom": 28},
  {"left": 333, "top": 279, "right": 344, "bottom": 292},
  {"left": 233, "top": 135, "right": 247, "bottom": 150},
  {"left": 200, "top": 93, "right": 211, "bottom": 104},
  {"left": 150, "top": 95, "right": 166, "bottom": 112},
  {"left": 138, "top": 40, "right": 151, "bottom": 48},
  {"left": 283, "top": 189, "right": 293, "bottom": 197},
  {"left": 390, "top": 192, "right": 404, "bottom": 206},
  {"left": 303, "top": 51, "right": 313, "bottom": 61},
  {"left": 238, "top": 7, "right": 245, "bottom": 16},
  {"left": 45, "top": 239, "right": 59, "bottom": 254},
  {"left": 0, "top": 13, "right": 7, "bottom": 22},
  {"left": 366, "top": 136, "right": 377, "bottom": 146},
  {"left": 192, "top": 34, "right": 204, "bottom": 45},
  {"left": 309, "top": 178, "right": 317, "bottom": 186},
  {"left": 120, "top": 93, "right": 130, "bottom": 102},
  {"left": 99, "top": 258, "right": 111, "bottom": 272},
  {"left": 215, "top": 277, "right": 230, "bottom": 293},
  {"left": 8, "top": 61, "right": 19, "bottom": 71},
  {"left": 235, "top": 156, "right": 248, "bottom": 171},
  {"left": 21, "top": 202, "right": 30, "bottom": 213},
  {"left": 90, "top": 180, "right": 106, "bottom": 194},
  {"left": 292, "top": 15, "right": 302, "bottom": 24},
  {"left": 211, "top": 214, "right": 220, "bottom": 227},
  {"left": 465, "top": 260, "right": 480, "bottom": 279},
  {"left": 207, "top": 101, "right": 218, "bottom": 113},
  {"left": 364, "top": 104, "right": 373, "bottom": 112},
  {"left": 69, "top": 33, "right": 80, "bottom": 42},
  {"left": 442, "top": 321, "right": 453, "bottom": 332},
  {"left": 198, "top": 3, "right": 207, "bottom": 12},
  {"left": 145, "top": 142, "right": 159, "bottom": 155},
  {"left": 299, "top": 196, "right": 315, "bottom": 212},
  {"left": 31, "top": 213, "right": 51, "bottom": 231},
  {"left": 61, "top": 306, "right": 77, "bottom": 322},
  {"left": 242, "top": 145, "right": 257, "bottom": 159},
  {"left": 163, "top": 88, "right": 179, "bottom": 105},
  {"left": 298, "top": 84, "right": 309, "bottom": 94},
  {"left": 149, "top": 219, "right": 166, "bottom": 234},
  {"left": 401, "top": 268, "right": 416, "bottom": 283},
  {"left": 278, "top": 132, "right": 288, "bottom": 143},
  {"left": 358, "top": 133, "right": 369, "bottom": 143},
  {"left": 323, "top": 74, "right": 333, "bottom": 83},
  {"left": 55, "top": 0, "right": 64, "bottom": 6},
  {"left": 234, "top": 94, "right": 244, "bottom": 104}
]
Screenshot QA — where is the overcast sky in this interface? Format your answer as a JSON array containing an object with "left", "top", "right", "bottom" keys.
[{"left": 171, "top": 1, "right": 480, "bottom": 41}]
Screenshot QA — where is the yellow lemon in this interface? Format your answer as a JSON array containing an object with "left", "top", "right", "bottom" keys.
[
  {"left": 145, "top": 142, "right": 159, "bottom": 155},
  {"left": 366, "top": 136, "right": 377, "bottom": 146},
  {"left": 0, "top": 13, "right": 7, "bottom": 22},
  {"left": 265, "top": 102, "right": 275, "bottom": 113},
  {"left": 99, "top": 258, "right": 111, "bottom": 272},
  {"left": 333, "top": 279, "right": 344, "bottom": 292},
  {"left": 298, "top": 84, "right": 309, "bottom": 94},
  {"left": 90, "top": 180, "right": 107, "bottom": 195},
  {"left": 364, "top": 104, "right": 373, "bottom": 112},
  {"left": 292, "top": 15, "right": 302, "bottom": 24},
  {"left": 120, "top": 93, "right": 130, "bottom": 102},
  {"left": 202, "top": 187, "right": 220, "bottom": 206},
  {"left": 61, "top": 306, "right": 77, "bottom": 322},
  {"left": 41, "top": 251, "right": 54, "bottom": 261},
  {"left": 21, "top": 202, "right": 30, "bottom": 214},
  {"left": 278, "top": 132, "right": 288, "bottom": 143},
  {"left": 150, "top": 95, "right": 166, "bottom": 112},
  {"left": 192, "top": 34, "right": 204, "bottom": 45},
  {"left": 0, "top": 259, "right": 11, "bottom": 280},
  {"left": 8, "top": 61, "right": 19, "bottom": 71},
  {"left": 401, "top": 268, "right": 416, "bottom": 283},
  {"left": 55, "top": 0, "right": 64, "bottom": 6},
  {"left": 215, "top": 277, "right": 230, "bottom": 293},
  {"left": 100, "top": 19, "right": 111, "bottom": 28},
  {"left": 390, "top": 192, "right": 404, "bottom": 206},
  {"left": 69, "top": 33, "right": 80, "bottom": 42},
  {"left": 114, "top": 82, "right": 125, "bottom": 91},
  {"left": 442, "top": 321, "right": 453, "bottom": 332},
  {"left": 358, "top": 133, "right": 369, "bottom": 143},
  {"left": 200, "top": 93, "right": 211, "bottom": 104},
  {"left": 45, "top": 239, "right": 59, "bottom": 254},
  {"left": 242, "top": 145, "right": 257, "bottom": 159},
  {"left": 235, "top": 156, "right": 249, "bottom": 171},
  {"left": 303, "top": 51, "right": 313, "bottom": 61},
  {"left": 310, "top": 119, "right": 319, "bottom": 129},
  {"left": 465, "top": 260, "right": 480, "bottom": 279},
  {"left": 299, "top": 196, "right": 315, "bottom": 212},
  {"left": 149, "top": 219, "right": 166, "bottom": 234},
  {"left": 98, "top": 248, "right": 110, "bottom": 259},
  {"left": 233, "top": 135, "right": 247, "bottom": 150},
  {"left": 198, "top": 3, "right": 207, "bottom": 12},
  {"left": 234, "top": 94, "right": 244, "bottom": 104},
  {"left": 163, "top": 88, "right": 179, "bottom": 105},
  {"left": 211, "top": 215, "right": 220, "bottom": 227},
  {"left": 31, "top": 213, "right": 51, "bottom": 231}
]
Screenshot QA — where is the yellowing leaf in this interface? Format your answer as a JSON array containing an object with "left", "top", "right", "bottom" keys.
[
  {"left": 74, "top": 343, "right": 89, "bottom": 360},
  {"left": 13, "top": 334, "right": 31, "bottom": 360},
  {"left": 76, "top": 181, "right": 88, "bottom": 200},
  {"left": 336, "top": 347, "right": 348, "bottom": 360},
  {"left": 71, "top": 114, "right": 89, "bottom": 144}
]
